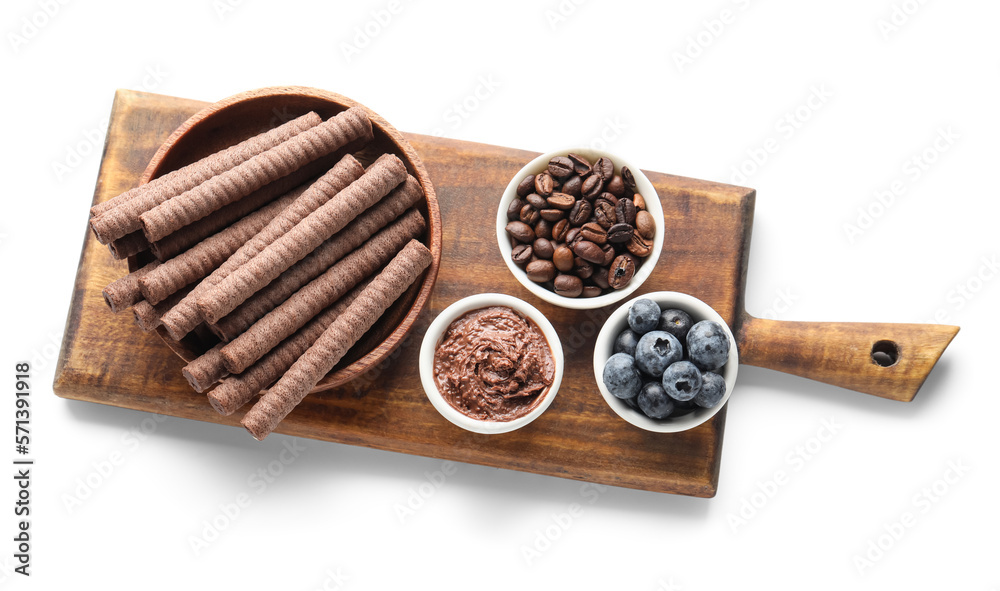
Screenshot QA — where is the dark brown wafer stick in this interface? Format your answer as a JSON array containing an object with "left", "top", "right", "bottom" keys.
[
  {"left": 132, "top": 286, "right": 193, "bottom": 332},
  {"left": 102, "top": 260, "right": 160, "bottom": 313},
  {"left": 196, "top": 153, "right": 407, "bottom": 325},
  {"left": 208, "top": 178, "right": 424, "bottom": 341},
  {"left": 181, "top": 344, "right": 228, "bottom": 394},
  {"left": 193, "top": 154, "right": 364, "bottom": 292},
  {"left": 90, "top": 190, "right": 137, "bottom": 218},
  {"left": 148, "top": 160, "right": 328, "bottom": 262},
  {"left": 158, "top": 158, "right": 367, "bottom": 341},
  {"left": 242, "top": 240, "right": 432, "bottom": 440},
  {"left": 205, "top": 279, "right": 372, "bottom": 413},
  {"left": 108, "top": 231, "right": 150, "bottom": 260},
  {"left": 90, "top": 113, "right": 321, "bottom": 244},
  {"left": 137, "top": 187, "right": 302, "bottom": 305},
  {"left": 220, "top": 210, "right": 426, "bottom": 374},
  {"left": 139, "top": 108, "right": 374, "bottom": 243}
]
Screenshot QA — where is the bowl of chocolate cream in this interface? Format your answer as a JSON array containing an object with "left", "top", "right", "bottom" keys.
[{"left": 418, "top": 293, "right": 564, "bottom": 434}]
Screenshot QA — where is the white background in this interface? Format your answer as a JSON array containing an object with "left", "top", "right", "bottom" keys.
[{"left": 2, "top": 0, "right": 998, "bottom": 589}]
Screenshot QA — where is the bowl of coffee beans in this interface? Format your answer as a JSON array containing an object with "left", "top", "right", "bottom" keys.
[
  {"left": 592, "top": 292, "right": 738, "bottom": 433},
  {"left": 496, "top": 148, "right": 663, "bottom": 309}
]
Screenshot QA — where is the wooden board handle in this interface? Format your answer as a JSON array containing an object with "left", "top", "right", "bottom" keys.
[{"left": 736, "top": 314, "right": 959, "bottom": 401}]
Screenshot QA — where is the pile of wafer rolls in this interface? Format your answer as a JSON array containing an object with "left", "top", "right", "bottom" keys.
[{"left": 92, "top": 108, "right": 433, "bottom": 440}]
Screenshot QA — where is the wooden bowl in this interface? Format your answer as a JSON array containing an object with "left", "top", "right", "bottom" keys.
[{"left": 129, "top": 86, "right": 442, "bottom": 393}]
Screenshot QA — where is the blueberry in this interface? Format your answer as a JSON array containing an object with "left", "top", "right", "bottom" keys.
[
  {"left": 671, "top": 398, "right": 698, "bottom": 417},
  {"left": 623, "top": 390, "right": 641, "bottom": 410},
  {"left": 633, "top": 331, "right": 683, "bottom": 377},
  {"left": 602, "top": 353, "right": 642, "bottom": 400},
  {"left": 686, "top": 320, "right": 731, "bottom": 371},
  {"left": 628, "top": 298, "right": 661, "bottom": 334},
  {"left": 661, "top": 360, "right": 702, "bottom": 402},
  {"left": 658, "top": 308, "right": 693, "bottom": 342},
  {"left": 638, "top": 381, "right": 675, "bottom": 419},
  {"left": 613, "top": 329, "right": 640, "bottom": 356},
  {"left": 694, "top": 372, "right": 726, "bottom": 408}
]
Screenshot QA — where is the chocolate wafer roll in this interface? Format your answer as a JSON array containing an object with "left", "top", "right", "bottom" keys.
[
  {"left": 205, "top": 280, "right": 372, "bottom": 414},
  {"left": 139, "top": 108, "right": 374, "bottom": 243},
  {"left": 132, "top": 286, "right": 192, "bottom": 332},
  {"left": 102, "top": 260, "right": 160, "bottom": 313},
  {"left": 158, "top": 158, "right": 367, "bottom": 341},
  {"left": 197, "top": 153, "right": 407, "bottom": 325},
  {"left": 90, "top": 112, "right": 321, "bottom": 244},
  {"left": 148, "top": 160, "right": 327, "bottom": 262},
  {"left": 196, "top": 154, "right": 364, "bottom": 290},
  {"left": 242, "top": 240, "right": 432, "bottom": 440},
  {"left": 181, "top": 344, "right": 228, "bottom": 394},
  {"left": 220, "top": 210, "right": 426, "bottom": 373},
  {"left": 108, "top": 231, "right": 150, "bottom": 260},
  {"left": 137, "top": 186, "right": 302, "bottom": 305},
  {"left": 209, "top": 178, "right": 423, "bottom": 341},
  {"left": 90, "top": 189, "right": 137, "bottom": 218}
]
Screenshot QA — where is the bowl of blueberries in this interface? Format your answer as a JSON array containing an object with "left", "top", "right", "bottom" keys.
[{"left": 593, "top": 292, "right": 738, "bottom": 433}]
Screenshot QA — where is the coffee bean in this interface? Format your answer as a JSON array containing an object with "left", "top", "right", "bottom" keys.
[
  {"left": 551, "top": 219, "right": 569, "bottom": 242},
  {"left": 526, "top": 193, "right": 547, "bottom": 209},
  {"left": 517, "top": 175, "right": 536, "bottom": 198},
  {"left": 593, "top": 199, "right": 617, "bottom": 229},
  {"left": 568, "top": 200, "right": 592, "bottom": 226},
  {"left": 511, "top": 244, "right": 532, "bottom": 265},
  {"left": 607, "top": 222, "right": 634, "bottom": 243},
  {"left": 632, "top": 191, "right": 646, "bottom": 210},
  {"left": 561, "top": 175, "right": 582, "bottom": 197},
  {"left": 505, "top": 220, "right": 534, "bottom": 243},
  {"left": 535, "top": 218, "right": 552, "bottom": 240},
  {"left": 548, "top": 156, "right": 575, "bottom": 180},
  {"left": 621, "top": 251, "right": 642, "bottom": 269},
  {"left": 507, "top": 198, "right": 523, "bottom": 221},
  {"left": 568, "top": 153, "right": 592, "bottom": 176},
  {"left": 573, "top": 258, "right": 594, "bottom": 279},
  {"left": 540, "top": 208, "right": 565, "bottom": 222},
  {"left": 635, "top": 210, "right": 655, "bottom": 239},
  {"left": 593, "top": 157, "right": 614, "bottom": 181},
  {"left": 582, "top": 285, "right": 602, "bottom": 298},
  {"left": 580, "top": 222, "right": 607, "bottom": 245},
  {"left": 533, "top": 238, "right": 555, "bottom": 259},
  {"left": 622, "top": 166, "right": 637, "bottom": 193},
  {"left": 572, "top": 240, "right": 605, "bottom": 264},
  {"left": 554, "top": 274, "right": 583, "bottom": 298},
  {"left": 592, "top": 267, "right": 610, "bottom": 289},
  {"left": 606, "top": 175, "right": 625, "bottom": 197},
  {"left": 564, "top": 226, "right": 581, "bottom": 246},
  {"left": 626, "top": 232, "right": 652, "bottom": 257},
  {"left": 519, "top": 203, "right": 539, "bottom": 226},
  {"left": 546, "top": 192, "right": 575, "bottom": 210},
  {"left": 615, "top": 198, "right": 636, "bottom": 226},
  {"left": 526, "top": 259, "right": 557, "bottom": 283},
  {"left": 581, "top": 174, "right": 604, "bottom": 200},
  {"left": 609, "top": 254, "right": 635, "bottom": 289},
  {"left": 534, "top": 171, "right": 554, "bottom": 196},
  {"left": 552, "top": 245, "right": 574, "bottom": 272},
  {"left": 601, "top": 244, "right": 616, "bottom": 266},
  {"left": 599, "top": 192, "right": 618, "bottom": 205}
]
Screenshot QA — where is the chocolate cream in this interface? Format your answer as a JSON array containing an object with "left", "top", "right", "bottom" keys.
[{"left": 433, "top": 306, "right": 555, "bottom": 422}]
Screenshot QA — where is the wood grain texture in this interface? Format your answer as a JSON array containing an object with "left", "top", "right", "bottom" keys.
[
  {"left": 738, "top": 315, "right": 958, "bottom": 401},
  {"left": 54, "top": 89, "right": 745, "bottom": 497}
]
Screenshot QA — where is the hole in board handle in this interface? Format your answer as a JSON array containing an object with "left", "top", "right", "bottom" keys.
[{"left": 871, "top": 340, "right": 900, "bottom": 367}]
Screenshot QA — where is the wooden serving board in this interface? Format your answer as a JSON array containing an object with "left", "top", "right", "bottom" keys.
[{"left": 54, "top": 90, "right": 958, "bottom": 498}]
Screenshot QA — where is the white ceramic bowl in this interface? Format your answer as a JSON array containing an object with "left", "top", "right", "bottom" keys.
[
  {"left": 496, "top": 147, "right": 664, "bottom": 310},
  {"left": 592, "top": 292, "right": 739, "bottom": 433},
  {"left": 419, "top": 293, "right": 564, "bottom": 434}
]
